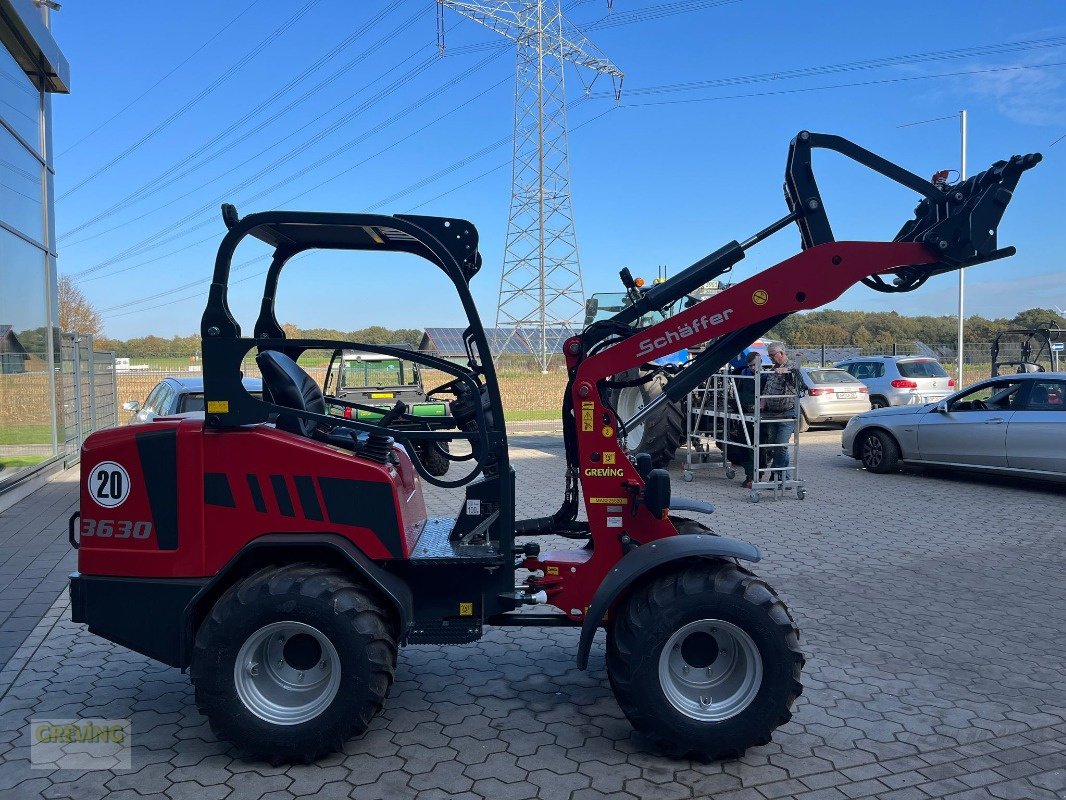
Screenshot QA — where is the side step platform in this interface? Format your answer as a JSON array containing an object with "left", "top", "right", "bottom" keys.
[{"left": 409, "top": 517, "right": 505, "bottom": 565}]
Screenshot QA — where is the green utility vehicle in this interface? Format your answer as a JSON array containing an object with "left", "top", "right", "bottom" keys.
[
  {"left": 323, "top": 349, "right": 452, "bottom": 475},
  {"left": 990, "top": 325, "right": 1064, "bottom": 377}
]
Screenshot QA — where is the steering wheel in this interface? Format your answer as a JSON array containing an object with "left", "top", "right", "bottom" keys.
[
  {"left": 971, "top": 399, "right": 987, "bottom": 411},
  {"left": 403, "top": 371, "right": 492, "bottom": 489},
  {"left": 419, "top": 375, "right": 480, "bottom": 464},
  {"left": 425, "top": 375, "right": 469, "bottom": 399}
]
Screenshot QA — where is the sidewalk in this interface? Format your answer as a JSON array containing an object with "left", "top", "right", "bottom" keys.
[{"left": 0, "top": 468, "right": 77, "bottom": 669}]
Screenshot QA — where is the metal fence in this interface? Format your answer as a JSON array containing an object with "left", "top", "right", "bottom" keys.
[{"left": 61, "top": 333, "right": 118, "bottom": 458}]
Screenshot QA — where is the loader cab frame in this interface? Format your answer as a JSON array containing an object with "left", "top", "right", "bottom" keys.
[{"left": 198, "top": 207, "right": 514, "bottom": 549}]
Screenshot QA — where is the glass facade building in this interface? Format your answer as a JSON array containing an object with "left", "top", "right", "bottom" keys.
[{"left": 0, "top": 0, "right": 68, "bottom": 488}]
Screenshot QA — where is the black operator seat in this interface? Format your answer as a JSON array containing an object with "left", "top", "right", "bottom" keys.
[{"left": 256, "top": 350, "right": 358, "bottom": 450}]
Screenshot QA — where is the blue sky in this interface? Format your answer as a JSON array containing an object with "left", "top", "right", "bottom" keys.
[{"left": 50, "top": 1, "right": 1066, "bottom": 340}]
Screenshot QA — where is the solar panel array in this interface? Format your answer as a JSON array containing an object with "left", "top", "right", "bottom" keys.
[
  {"left": 791, "top": 346, "right": 862, "bottom": 365},
  {"left": 421, "top": 326, "right": 577, "bottom": 357}
]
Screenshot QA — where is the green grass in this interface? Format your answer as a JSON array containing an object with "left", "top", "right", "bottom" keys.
[
  {"left": 0, "top": 424, "right": 52, "bottom": 446},
  {"left": 504, "top": 407, "right": 562, "bottom": 422},
  {"left": 0, "top": 455, "right": 47, "bottom": 470}
]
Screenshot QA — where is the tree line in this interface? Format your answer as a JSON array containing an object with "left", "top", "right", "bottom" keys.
[
  {"left": 55, "top": 277, "right": 1065, "bottom": 355},
  {"left": 767, "top": 308, "right": 1065, "bottom": 346}
]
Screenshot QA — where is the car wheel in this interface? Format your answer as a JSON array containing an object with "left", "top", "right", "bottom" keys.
[
  {"left": 859, "top": 430, "right": 900, "bottom": 474},
  {"left": 870, "top": 396, "right": 889, "bottom": 410},
  {"left": 797, "top": 412, "right": 810, "bottom": 433}
]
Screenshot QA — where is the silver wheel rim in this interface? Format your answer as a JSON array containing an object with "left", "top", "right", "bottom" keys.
[
  {"left": 616, "top": 386, "right": 646, "bottom": 447},
  {"left": 658, "top": 619, "right": 763, "bottom": 722},
  {"left": 234, "top": 621, "right": 341, "bottom": 725},
  {"left": 862, "top": 435, "right": 882, "bottom": 467}
]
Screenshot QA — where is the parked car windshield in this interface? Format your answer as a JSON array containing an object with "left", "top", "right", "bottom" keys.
[
  {"left": 897, "top": 359, "right": 949, "bottom": 378},
  {"left": 806, "top": 369, "right": 858, "bottom": 384},
  {"left": 342, "top": 358, "right": 411, "bottom": 388}
]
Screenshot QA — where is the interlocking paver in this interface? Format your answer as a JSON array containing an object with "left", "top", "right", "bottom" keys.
[{"left": 0, "top": 433, "right": 1063, "bottom": 800}]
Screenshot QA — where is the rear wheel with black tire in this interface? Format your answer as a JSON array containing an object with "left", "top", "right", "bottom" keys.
[
  {"left": 417, "top": 440, "right": 450, "bottom": 476},
  {"left": 606, "top": 561, "right": 803, "bottom": 760},
  {"left": 797, "top": 412, "right": 810, "bottom": 433},
  {"left": 611, "top": 368, "right": 684, "bottom": 468},
  {"left": 191, "top": 564, "right": 397, "bottom": 763},
  {"left": 870, "top": 396, "right": 889, "bottom": 410},
  {"left": 858, "top": 429, "right": 900, "bottom": 474}
]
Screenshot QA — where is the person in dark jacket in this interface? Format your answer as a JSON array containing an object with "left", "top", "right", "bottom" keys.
[
  {"left": 732, "top": 351, "right": 764, "bottom": 488},
  {"left": 760, "top": 342, "right": 799, "bottom": 480}
]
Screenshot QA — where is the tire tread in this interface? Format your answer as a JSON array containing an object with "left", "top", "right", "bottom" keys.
[
  {"left": 608, "top": 561, "right": 803, "bottom": 761},
  {"left": 191, "top": 563, "right": 396, "bottom": 762}
]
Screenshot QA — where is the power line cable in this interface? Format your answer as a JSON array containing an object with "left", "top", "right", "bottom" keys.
[
  {"left": 96, "top": 254, "right": 269, "bottom": 314},
  {"left": 100, "top": 103, "right": 619, "bottom": 318},
  {"left": 78, "top": 50, "right": 508, "bottom": 282},
  {"left": 74, "top": 53, "right": 449, "bottom": 279},
  {"left": 897, "top": 114, "right": 963, "bottom": 128},
  {"left": 60, "top": 1, "right": 414, "bottom": 240},
  {"left": 617, "top": 60, "right": 1066, "bottom": 107},
  {"left": 78, "top": 35, "right": 1066, "bottom": 277},
  {"left": 444, "top": 0, "right": 741, "bottom": 54},
  {"left": 74, "top": 37, "right": 1066, "bottom": 282},
  {"left": 74, "top": 51, "right": 445, "bottom": 276},
  {"left": 591, "top": 34, "right": 1066, "bottom": 99},
  {"left": 588, "top": 0, "right": 742, "bottom": 29},
  {"left": 56, "top": 0, "right": 264, "bottom": 158},
  {"left": 58, "top": 0, "right": 322, "bottom": 202},
  {"left": 66, "top": 9, "right": 466, "bottom": 258},
  {"left": 66, "top": 0, "right": 730, "bottom": 247}
]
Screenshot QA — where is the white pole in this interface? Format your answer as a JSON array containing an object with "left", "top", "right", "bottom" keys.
[{"left": 956, "top": 110, "right": 967, "bottom": 388}]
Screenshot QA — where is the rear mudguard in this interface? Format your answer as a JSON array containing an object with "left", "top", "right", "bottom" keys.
[
  {"left": 182, "top": 533, "right": 414, "bottom": 666},
  {"left": 576, "top": 534, "right": 761, "bottom": 669}
]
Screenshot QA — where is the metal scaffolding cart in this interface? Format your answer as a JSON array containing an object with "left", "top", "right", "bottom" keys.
[{"left": 683, "top": 370, "right": 806, "bottom": 502}]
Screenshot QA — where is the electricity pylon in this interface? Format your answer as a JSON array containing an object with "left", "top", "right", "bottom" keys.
[{"left": 437, "top": 1, "right": 622, "bottom": 371}]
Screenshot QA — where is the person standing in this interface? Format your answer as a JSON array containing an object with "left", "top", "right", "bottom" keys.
[
  {"left": 760, "top": 343, "right": 799, "bottom": 481},
  {"left": 734, "top": 351, "right": 764, "bottom": 488}
]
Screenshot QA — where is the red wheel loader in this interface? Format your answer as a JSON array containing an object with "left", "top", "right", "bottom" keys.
[{"left": 69, "top": 132, "right": 1039, "bottom": 762}]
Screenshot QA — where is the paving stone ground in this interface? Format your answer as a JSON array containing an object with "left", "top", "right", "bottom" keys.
[{"left": 0, "top": 431, "right": 1063, "bottom": 800}]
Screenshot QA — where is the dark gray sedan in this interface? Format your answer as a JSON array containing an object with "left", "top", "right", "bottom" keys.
[{"left": 842, "top": 373, "right": 1066, "bottom": 481}]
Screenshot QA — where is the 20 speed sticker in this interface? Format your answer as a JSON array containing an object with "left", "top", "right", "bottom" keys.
[{"left": 88, "top": 461, "right": 130, "bottom": 508}]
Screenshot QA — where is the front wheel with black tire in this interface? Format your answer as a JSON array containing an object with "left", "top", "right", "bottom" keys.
[
  {"left": 606, "top": 561, "right": 803, "bottom": 761},
  {"left": 611, "top": 367, "right": 684, "bottom": 468},
  {"left": 858, "top": 429, "right": 900, "bottom": 474},
  {"left": 191, "top": 564, "right": 397, "bottom": 763}
]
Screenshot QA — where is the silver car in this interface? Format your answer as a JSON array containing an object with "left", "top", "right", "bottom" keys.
[
  {"left": 124, "top": 377, "right": 263, "bottom": 424},
  {"left": 835, "top": 356, "right": 955, "bottom": 409},
  {"left": 799, "top": 367, "right": 872, "bottom": 431},
  {"left": 842, "top": 373, "right": 1066, "bottom": 481}
]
